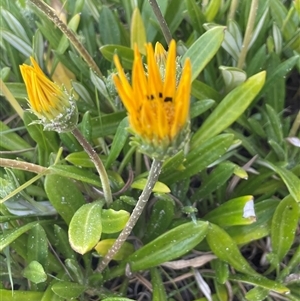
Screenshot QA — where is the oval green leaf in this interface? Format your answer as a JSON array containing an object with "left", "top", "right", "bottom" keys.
[
  {"left": 44, "top": 174, "right": 86, "bottom": 224},
  {"left": 68, "top": 202, "right": 102, "bottom": 254},
  {"left": 101, "top": 209, "right": 130, "bottom": 234}
]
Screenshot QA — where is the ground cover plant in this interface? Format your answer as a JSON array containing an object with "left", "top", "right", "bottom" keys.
[{"left": 0, "top": 0, "right": 299, "bottom": 300}]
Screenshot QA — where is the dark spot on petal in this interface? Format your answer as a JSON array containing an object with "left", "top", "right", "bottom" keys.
[
  {"left": 164, "top": 97, "right": 172, "bottom": 102},
  {"left": 150, "top": 94, "right": 154, "bottom": 100},
  {"left": 159, "top": 92, "right": 163, "bottom": 98}
]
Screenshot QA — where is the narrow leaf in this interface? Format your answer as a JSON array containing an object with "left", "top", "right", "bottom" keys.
[{"left": 192, "top": 71, "right": 266, "bottom": 146}]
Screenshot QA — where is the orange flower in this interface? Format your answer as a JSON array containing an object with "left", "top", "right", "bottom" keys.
[
  {"left": 113, "top": 40, "right": 191, "bottom": 159},
  {"left": 20, "top": 57, "right": 77, "bottom": 132}
]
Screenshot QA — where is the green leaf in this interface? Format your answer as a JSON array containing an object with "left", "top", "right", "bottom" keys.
[
  {"left": 229, "top": 274, "right": 289, "bottom": 294},
  {"left": 0, "top": 289, "right": 44, "bottom": 301},
  {"left": 206, "top": 223, "right": 257, "bottom": 275},
  {"left": 185, "top": 0, "right": 206, "bottom": 34},
  {"left": 151, "top": 267, "right": 168, "bottom": 301},
  {"left": 191, "top": 80, "right": 222, "bottom": 101},
  {"left": 1, "top": 29, "right": 32, "bottom": 57},
  {"left": 161, "top": 134, "right": 234, "bottom": 184},
  {"left": 130, "top": 7, "right": 146, "bottom": 54},
  {"left": 263, "top": 162, "right": 300, "bottom": 202},
  {"left": 1, "top": 9, "right": 30, "bottom": 44},
  {"left": 51, "top": 281, "right": 85, "bottom": 299},
  {"left": 204, "top": 195, "right": 256, "bottom": 227},
  {"left": 259, "top": 55, "right": 299, "bottom": 97},
  {"left": 100, "top": 45, "right": 134, "bottom": 69},
  {"left": 143, "top": 196, "right": 175, "bottom": 243},
  {"left": 101, "top": 209, "right": 130, "bottom": 234},
  {"left": 27, "top": 225, "right": 48, "bottom": 266},
  {"left": 245, "top": 287, "right": 269, "bottom": 301},
  {"left": 22, "top": 261, "right": 47, "bottom": 284},
  {"left": 181, "top": 26, "right": 225, "bottom": 81},
  {"left": 95, "top": 239, "right": 134, "bottom": 260},
  {"left": 204, "top": 0, "right": 222, "bottom": 21},
  {"left": 65, "top": 151, "right": 107, "bottom": 168},
  {"left": 99, "top": 6, "right": 121, "bottom": 45},
  {"left": 127, "top": 221, "right": 208, "bottom": 271},
  {"left": 92, "top": 111, "right": 127, "bottom": 138},
  {"left": 270, "top": 195, "right": 299, "bottom": 265},
  {"left": 131, "top": 178, "right": 170, "bottom": 193},
  {"left": 190, "top": 99, "right": 216, "bottom": 119},
  {"left": 191, "top": 161, "right": 236, "bottom": 200},
  {"left": 0, "top": 121, "right": 33, "bottom": 160},
  {"left": 227, "top": 199, "right": 279, "bottom": 245},
  {"left": 0, "top": 221, "right": 42, "bottom": 251},
  {"left": 53, "top": 225, "right": 76, "bottom": 260},
  {"left": 192, "top": 71, "right": 266, "bottom": 146},
  {"left": 44, "top": 174, "right": 86, "bottom": 224},
  {"left": 265, "top": 104, "right": 283, "bottom": 144},
  {"left": 105, "top": 117, "right": 129, "bottom": 169},
  {"left": 49, "top": 165, "right": 101, "bottom": 187},
  {"left": 68, "top": 201, "right": 103, "bottom": 254},
  {"left": 219, "top": 66, "right": 247, "bottom": 93}
]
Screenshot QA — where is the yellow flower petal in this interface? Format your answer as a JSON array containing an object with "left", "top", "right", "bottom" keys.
[{"left": 113, "top": 40, "right": 192, "bottom": 159}]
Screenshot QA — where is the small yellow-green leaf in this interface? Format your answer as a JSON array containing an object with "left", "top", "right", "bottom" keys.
[
  {"left": 101, "top": 209, "right": 130, "bottom": 234},
  {"left": 130, "top": 7, "right": 146, "bottom": 54},
  {"left": 131, "top": 178, "right": 171, "bottom": 193},
  {"left": 95, "top": 239, "right": 134, "bottom": 260},
  {"left": 69, "top": 202, "right": 102, "bottom": 254}
]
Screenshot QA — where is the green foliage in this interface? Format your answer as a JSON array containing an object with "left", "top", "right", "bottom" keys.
[{"left": 0, "top": 0, "right": 299, "bottom": 300}]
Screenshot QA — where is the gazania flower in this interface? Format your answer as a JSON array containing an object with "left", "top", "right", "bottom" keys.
[
  {"left": 20, "top": 57, "right": 77, "bottom": 132},
  {"left": 113, "top": 40, "right": 192, "bottom": 159}
]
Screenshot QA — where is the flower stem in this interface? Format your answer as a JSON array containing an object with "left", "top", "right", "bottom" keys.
[
  {"left": 71, "top": 127, "right": 113, "bottom": 206},
  {"left": 29, "top": 0, "right": 102, "bottom": 77},
  {"left": 97, "top": 159, "right": 163, "bottom": 272},
  {"left": 237, "top": 0, "right": 259, "bottom": 69},
  {"left": 148, "top": 0, "right": 172, "bottom": 45},
  {"left": 228, "top": 0, "right": 239, "bottom": 20}
]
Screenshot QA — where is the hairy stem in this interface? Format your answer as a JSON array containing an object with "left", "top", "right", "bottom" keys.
[
  {"left": 148, "top": 0, "right": 172, "bottom": 45},
  {"left": 29, "top": 0, "right": 102, "bottom": 77},
  {"left": 0, "top": 158, "right": 47, "bottom": 174},
  {"left": 237, "top": 0, "right": 259, "bottom": 69},
  {"left": 71, "top": 128, "right": 113, "bottom": 206},
  {"left": 97, "top": 159, "right": 163, "bottom": 272},
  {"left": 228, "top": 0, "right": 239, "bottom": 20}
]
